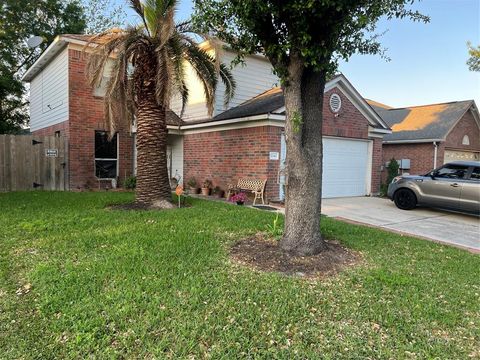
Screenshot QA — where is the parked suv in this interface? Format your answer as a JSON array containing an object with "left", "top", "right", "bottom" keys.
[{"left": 387, "top": 161, "right": 480, "bottom": 214}]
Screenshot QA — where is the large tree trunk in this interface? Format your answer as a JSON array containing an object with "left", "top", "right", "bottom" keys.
[
  {"left": 135, "top": 89, "right": 173, "bottom": 209},
  {"left": 279, "top": 58, "right": 328, "bottom": 255}
]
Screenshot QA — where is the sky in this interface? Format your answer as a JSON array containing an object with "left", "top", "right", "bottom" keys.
[{"left": 117, "top": 0, "right": 480, "bottom": 108}]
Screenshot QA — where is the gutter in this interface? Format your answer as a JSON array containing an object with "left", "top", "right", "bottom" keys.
[
  {"left": 433, "top": 141, "right": 438, "bottom": 169},
  {"left": 383, "top": 138, "right": 444, "bottom": 144}
]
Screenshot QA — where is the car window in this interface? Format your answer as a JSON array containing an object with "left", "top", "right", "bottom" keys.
[
  {"left": 469, "top": 167, "right": 480, "bottom": 181},
  {"left": 435, "top": 165, "right": 468, "bottom": 179}
]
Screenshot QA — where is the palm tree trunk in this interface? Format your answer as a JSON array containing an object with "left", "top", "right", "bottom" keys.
[{"left": 135, "top": 89, "right": 173, "bottom": 208}]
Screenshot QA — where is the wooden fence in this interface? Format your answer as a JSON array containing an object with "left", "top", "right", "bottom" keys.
[{"left": 0, "top": 135, "right": 68, "bottom": 192}]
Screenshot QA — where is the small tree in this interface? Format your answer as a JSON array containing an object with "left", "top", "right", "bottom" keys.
[
  {"left": 193, "top": 0, "right": 428, "bottom": 255},
  {"left": 386, "top": 158, "right": 400, "bottom": 185}
]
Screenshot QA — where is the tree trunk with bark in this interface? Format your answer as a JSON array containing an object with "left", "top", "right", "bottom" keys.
[
  {"left": 135, "top": 89, "right": 173, "bottom": 209},
  {"left": 279, "top": 57, "right": 328, "bottom": 255}
]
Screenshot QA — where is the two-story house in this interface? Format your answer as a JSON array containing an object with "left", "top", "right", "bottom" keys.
[{"left": 22, "top": 34, "right": 391, "bottom": 200}]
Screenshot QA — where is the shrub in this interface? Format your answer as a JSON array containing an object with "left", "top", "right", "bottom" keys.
[
  {"left": 202, "top": 179, "right": 212, "bottom": 188},
  {"left": 187, "top": 178, "right": 197, "bottom": 188},
  {"left": 124, "top": 176, "right": 136, "bottom": 190}
]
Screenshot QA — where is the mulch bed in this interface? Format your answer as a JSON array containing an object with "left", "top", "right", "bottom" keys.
[{"left": 230, "top": 234, "right": 360, "bottom": 278}]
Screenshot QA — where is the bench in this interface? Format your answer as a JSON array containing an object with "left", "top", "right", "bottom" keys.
[{"left": 227, "top": 178, "right": 267, "bottom": 205}]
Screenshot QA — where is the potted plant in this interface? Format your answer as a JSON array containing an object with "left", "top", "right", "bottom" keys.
[
  {"left": 187, "top": 178, "right": 197, "bottom": 192},
  {"left": 230, "top": 192, "right": 248, "bottom": 205},
  {"left": 212, "top": 186, "right": 225, "bottom": 198},
  {"left": 201, "top": 179, "right": 212, "bottom": 196}
]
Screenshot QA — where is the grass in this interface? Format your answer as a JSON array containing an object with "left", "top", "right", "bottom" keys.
[{"left": 0, "top": 191, "right": 478, "bottom": 359}]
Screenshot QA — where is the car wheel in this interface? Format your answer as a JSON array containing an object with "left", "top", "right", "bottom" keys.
[{"left": 393, "top": 188, "right": 417, "bottom": 210}]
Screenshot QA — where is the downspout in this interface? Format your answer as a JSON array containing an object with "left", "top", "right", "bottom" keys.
[{"left": 433, "top": 141, "right": 438, "bottom": 169}]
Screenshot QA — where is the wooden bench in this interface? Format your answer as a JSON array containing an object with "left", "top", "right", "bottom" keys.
[{"left": 227, "top": 178, "right": 267, "bottom": 205}]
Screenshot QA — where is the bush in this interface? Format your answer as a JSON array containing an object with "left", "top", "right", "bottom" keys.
[
  {"left": 380, "top": 158, "right": 400, "bottom": 196},
  {"left": 124, "top": 176, "right": 136, "bottom": 190}
]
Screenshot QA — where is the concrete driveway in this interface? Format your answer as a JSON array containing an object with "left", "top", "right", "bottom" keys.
[{"left": 321, "top": 197, "right": 480, "bottom": 252}]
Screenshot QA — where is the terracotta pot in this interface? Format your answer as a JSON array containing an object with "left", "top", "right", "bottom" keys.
[
  {"left": 188, "top": 186, "right": 196, "bottom": 193},
  {"left": 201, "top": 187, "right": 210, "bottom": 196}
]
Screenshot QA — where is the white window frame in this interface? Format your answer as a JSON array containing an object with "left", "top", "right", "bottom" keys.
[{"left": 94, "top": 131, "right": 119, "bottom": 180}]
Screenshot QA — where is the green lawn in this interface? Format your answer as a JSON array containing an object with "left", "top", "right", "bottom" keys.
[{"left": 0, "top": 192, "right": 478, "bottom": 359}]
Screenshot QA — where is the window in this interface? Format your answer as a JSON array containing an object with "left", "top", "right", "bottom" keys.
[
  {"left": 435, "top": 164, "right": 468, "bottom": 179},
  {"left": 462, "top": 135, "right": 470, "bottom": 145},
  {"left": 95, "top": 131, "right": 118, "bottom": 179},
  {"left": 470, "top": 167, "right": 480, "bottom": 181}
]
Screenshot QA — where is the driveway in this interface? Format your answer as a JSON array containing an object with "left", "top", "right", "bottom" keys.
[{"left": 321, "top": 197, "right": 480, "bottom": 252}]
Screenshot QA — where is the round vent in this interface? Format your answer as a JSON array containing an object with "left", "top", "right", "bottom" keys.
[{"left": 329, "top": 93, "right": 342, "bottom": 113}]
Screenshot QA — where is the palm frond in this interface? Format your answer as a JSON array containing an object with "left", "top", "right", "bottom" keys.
[
  {"left": 184, "top": 44, "right": 218, "bottom": 115},
  {"left": 219, "top": 63, "right": 236, "bottom": 107}
]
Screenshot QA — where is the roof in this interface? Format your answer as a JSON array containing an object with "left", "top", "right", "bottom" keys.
[
  {"left": 166, "top": 111, "right": 184, "bottom": 126},
  {"left": 213, "top": 87, "right": 285, "bottom": 121},
  {"left": 374, "top": 100, "right": 477, "bottom": 142},
  {"left": 366, "top": 99, "right": 393, "bottom": 110},
  {"left": 22, "top": 31, "right": 123, "bottom": 82},
  {"left": 201, "top": 74, "right": 390, "bottom": 132}
]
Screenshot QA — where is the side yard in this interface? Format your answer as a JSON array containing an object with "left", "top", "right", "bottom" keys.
[{"left": 0, "top": 192, "right": 478, "bottom": 358}]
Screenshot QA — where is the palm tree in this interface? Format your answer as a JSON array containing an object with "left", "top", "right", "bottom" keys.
[{"left": 86, "top": 0, "right": 235, "bottom": 208}]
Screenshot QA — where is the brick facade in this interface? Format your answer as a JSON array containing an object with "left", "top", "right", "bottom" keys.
[
  {"left": 183, "top": 87, "right": 382, "bottom": 200},
  {"left": 184, "top": 126, "right": 282, "bottom": 199},
  {"left": 33, "top": 49, "right": 135, "bottom": 190},
  {"left": 382, "top": 108, "right": 480, "bottom": 180}
]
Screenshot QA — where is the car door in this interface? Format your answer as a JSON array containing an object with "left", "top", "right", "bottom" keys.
[
  {"left": 417, "top": 164, "right": 468, "bottom": 209},
  {"left": 460, "top": 166, "right": 480, "bottom": 214}
]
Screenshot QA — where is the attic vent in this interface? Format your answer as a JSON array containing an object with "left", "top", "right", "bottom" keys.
[
  {"left": 462, "top": 135, "right": 470, "bottom": 145},
  {"left": 329, "top": 93, "right": 342, "bottom": 113}
]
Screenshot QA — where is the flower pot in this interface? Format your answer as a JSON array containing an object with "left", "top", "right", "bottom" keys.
[
  {"left": 236, "top": 201, "right": 244, "bottom": 205},
  {"left": 188, "top": 186, "right": 196, "bottom": 193},
  {"left": 201, "top": 187, "right": 210, "bottom": 196}
]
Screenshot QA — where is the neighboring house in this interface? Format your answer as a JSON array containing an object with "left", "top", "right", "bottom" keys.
[
  {"left": 368, "top": 100, "right": 480, "bottom": 178},
  {"left": 22, "top": 34, "right": 392, "bottom": 200}
]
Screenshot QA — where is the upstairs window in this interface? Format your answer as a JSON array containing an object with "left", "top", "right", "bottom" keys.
[{"left": 95, "top": 131, "right": 118, "bottom": 179}]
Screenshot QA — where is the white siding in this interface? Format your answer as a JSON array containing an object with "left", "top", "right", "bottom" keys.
[
  {"left": 171, "top": 49, "right": 279, "bottom": 122},
  {"left": 29, "top": 48, "right": 69, "bottom": 131},
  {"left": 214, "top": 51, "right": 278, "bottom": 115},
  {"left": 170, "top": 63, "right": 210, "bottom": 121},
  {"left": 167, "top": 135, "right": 184, "bottom": 183}
]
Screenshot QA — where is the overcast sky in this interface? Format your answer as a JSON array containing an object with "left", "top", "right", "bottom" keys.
[{"left": 116, "top": 0, "right": 480, "bottom": 108}]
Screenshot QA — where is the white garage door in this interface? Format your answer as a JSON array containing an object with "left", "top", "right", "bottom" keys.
[
  {"left": 322, "top": 138, "right": 369, "bottom": 198},
  {"left": 279, "top": 136, "right": 370, "bottom": 199}
]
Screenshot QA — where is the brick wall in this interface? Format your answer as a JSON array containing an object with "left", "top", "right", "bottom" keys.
[
  {"left": 67, "top": 48, "right": 134, "bottom": 189},
  {"left": 382, "top": 143, "right": 435, "bottom": 180},
  {"left": 32, "top": 121, "right": 69, "bottom": 137},
  {"left": 184, "top": 126, "right": 283, "bottom": 200},
  {"left": 371, "top": 137, "right": 383, "bottom": 194},
  {"left": 444, "top": 109, "right": 480, "bottom": 152}
]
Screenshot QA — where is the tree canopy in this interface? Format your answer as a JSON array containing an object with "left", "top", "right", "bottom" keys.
[
  {"left": 467, "top": 42, "right": 480, "bottom": 72},
  {"left": 0, "top": 0, "right": 86, "bottom": 133},
  {"left": 193, "top": 0, "right": 428, "bottom": 82}
]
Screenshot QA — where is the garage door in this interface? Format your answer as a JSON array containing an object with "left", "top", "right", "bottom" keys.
[
  {"left": 322, "top": 138, "right": 369, "bottom": 198},
  {"left": 444, "top": 149, "right": 480, "bottom": 163}
]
